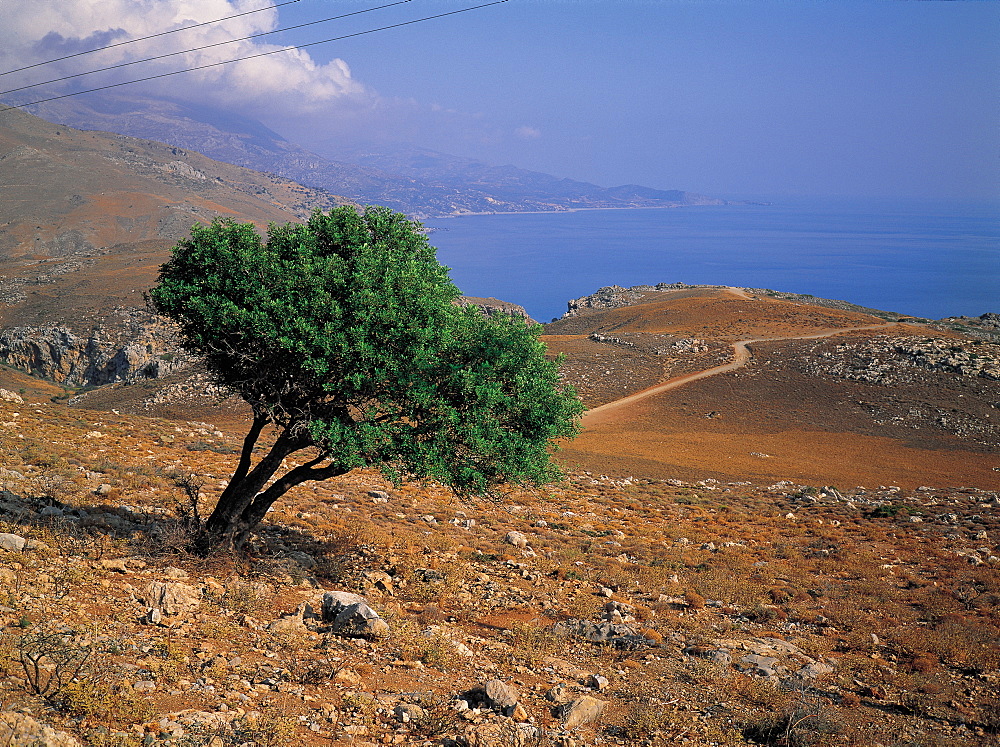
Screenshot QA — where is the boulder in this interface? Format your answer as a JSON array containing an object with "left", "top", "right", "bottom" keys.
[
  {"left": 466, "top": 679, "right": 520, "bottom": 716},
  {"left": 559, "top": 695, "right": 606, "bottom": 729},
  {"left": 738, "top": 653, "right": 781, "bottom": 677},
  {"left": 0, "top": 713, "right": 81, "bottom": 746},
  {"left": 798, "top": 660, "right": 835, "bottom": 679},
  {"left": 321, "top": 591, "right": 390, "bottom": 638},
  {"left": 143, "top": 581, "right": 201, "bottom": 617},
  {"left": 0, "top": 533, "right": 26, "bottom": 551},
  {"left": 505, "top": 531, "right": 529, "bottom": 548}
]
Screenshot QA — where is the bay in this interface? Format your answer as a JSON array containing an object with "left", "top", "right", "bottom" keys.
[{"left": 427, "top": 197, "right": 999, "bottom": 323}]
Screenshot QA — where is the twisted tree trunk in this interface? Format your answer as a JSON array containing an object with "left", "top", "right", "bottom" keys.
[{"left": 194, "top": 414, "right": 348, "bottom": 553}]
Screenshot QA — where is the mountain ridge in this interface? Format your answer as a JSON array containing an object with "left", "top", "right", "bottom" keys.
[{"left": 25, "top": 94, "right": 730, "bottom": 217}]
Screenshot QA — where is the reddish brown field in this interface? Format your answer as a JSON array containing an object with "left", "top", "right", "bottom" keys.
[{"left": 545, "top": 288, "right": 998, "bottom": 490}]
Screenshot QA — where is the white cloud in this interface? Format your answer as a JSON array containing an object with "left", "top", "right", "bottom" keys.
[
  {"left": 0, "top": 0, "right": 366, "bottom": 112},
  {"left": 515, "top": 125, "right": 541, "bottom": 140}
]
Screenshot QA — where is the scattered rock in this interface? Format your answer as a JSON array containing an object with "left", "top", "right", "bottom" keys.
[
  {"left": 551, "top": 619, "right": 648, "bottom": 649},
  {"left": 0, "top": 712, "right": 81, "bottom": 746},
  {"left": 393, "top": 703, "right": 425, "bottom": 722},
  {"left": 321, "top": 591, "right": 390, "bottom": 638}
]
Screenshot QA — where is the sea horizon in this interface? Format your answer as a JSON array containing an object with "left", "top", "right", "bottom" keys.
[{"left": 427, "top": 196, "right": 999, "bottom": 323}]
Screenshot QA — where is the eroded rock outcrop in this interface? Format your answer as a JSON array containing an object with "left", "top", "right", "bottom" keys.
[
  {"left": 0, "top": 307, "right": 191, "bottom": 386},
  {"left": 562, "top": 282, "right": 700, "bottom": 318}
]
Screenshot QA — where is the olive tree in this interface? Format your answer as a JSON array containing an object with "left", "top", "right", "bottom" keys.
[{"left": 150, "top": 206, "right": 582, "bottom": 551}]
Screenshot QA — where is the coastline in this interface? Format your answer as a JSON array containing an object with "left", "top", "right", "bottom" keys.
[
  {"left": 423, "top": 200, "right": 766, "bottom": 220},
  {"left": 426, "top": 199, "right": 997, "bottom": 321}
]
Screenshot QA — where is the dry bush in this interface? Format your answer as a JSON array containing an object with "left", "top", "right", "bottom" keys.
[
  {"left": 206, "top": 578, "right": 274, "bottom": 617},
  {"left": 407, "top": 694, "right": 463, "bottom": 739},
  {"left": 684, "top": 590, "right": 706, "bottom": 610},
  {"left": 389, "top": 618, "right": 465, "bottom": 671},
  {"left": 7, "top": 624, "right": 92, "bottom": 697},
  {"left": 741, "top": 694, "right": 842, "bottom": 747},
  {"left": 505, "top": 620, "right": 567, "bottom": 668},
  {"left": 227, "top": 707, "right": 299, "bottom": 747},
  {"left": 57, "top": 668, "right": 156, "bottom": 725},
  {"left": 608, "top": 693, "right": 683, "bottom": 744}
]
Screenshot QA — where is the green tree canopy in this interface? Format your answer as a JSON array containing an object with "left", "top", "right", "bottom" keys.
[{"left": 150, "top": 206, "right": 582, "bottom": 550}]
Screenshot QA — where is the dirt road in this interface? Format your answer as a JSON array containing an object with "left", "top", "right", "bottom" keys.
[{"left": 583, "top": 322, "right": 897, "bottom": 425}]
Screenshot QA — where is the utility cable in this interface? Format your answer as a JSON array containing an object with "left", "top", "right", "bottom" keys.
[
  {"left": 0, "top": 0, "right": 509, "bottom": 112},
  {"left": 0, "top": 0, "right": 304, "bottom": 78},
  {"left": 0, "top": 0, "right": 414, "bottom": 98}
]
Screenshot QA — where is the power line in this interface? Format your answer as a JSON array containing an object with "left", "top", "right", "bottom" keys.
[
  {"left": 0, "top": 0, "right": 414, "bottom": 98},
  {"left": 0, "top": 0, "right": 304, "bottom": 79},
  {"left": 0, "top": 0, "right": 509, "bottom": 113}
]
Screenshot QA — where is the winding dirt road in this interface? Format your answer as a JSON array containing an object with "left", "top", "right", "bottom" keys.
[{"left": 583, "top": 321, "right": 898, "bottom": 425}]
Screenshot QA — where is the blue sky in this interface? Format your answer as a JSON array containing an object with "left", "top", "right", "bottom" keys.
[{"left": 2, "top": 0, "right": 998, "bottom": 199}]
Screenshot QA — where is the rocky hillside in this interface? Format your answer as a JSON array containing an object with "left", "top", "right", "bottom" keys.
[
  {"left": 0, "top": 296, "right": 525, "bottom": 390},
  {"left": 0, "top": 108, "right": 351, "bottom": 262},
  {"left": 0, "top": 308, "right": 191, "bottom": 388},
  {"left": 0, "top": 394, "right": 996, "bottom": 746}
]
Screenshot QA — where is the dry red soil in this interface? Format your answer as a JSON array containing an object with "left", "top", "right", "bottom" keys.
[{"left": 544, "top": 288, "right": 998, "bottom": 491}]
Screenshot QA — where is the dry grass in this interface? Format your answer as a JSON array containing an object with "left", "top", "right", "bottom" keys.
[{"left": 0, "top": 397, "right": 996, "bottom": 745}]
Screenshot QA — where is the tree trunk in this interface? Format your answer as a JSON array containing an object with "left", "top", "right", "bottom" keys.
[
  {"left": 193, "top": 426, "right": 349, "bottom": 554},
  {"left": 195, "top": 428, "right": 303, "bottom": 553}
]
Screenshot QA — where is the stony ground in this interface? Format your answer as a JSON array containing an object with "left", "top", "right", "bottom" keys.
[{"left": 0, "top": 394, "right": 998, "bottom": 747}]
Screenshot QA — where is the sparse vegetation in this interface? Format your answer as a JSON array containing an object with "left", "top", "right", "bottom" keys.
[{"left": 0, "top": 284, "right": 997, "bottom": 746}]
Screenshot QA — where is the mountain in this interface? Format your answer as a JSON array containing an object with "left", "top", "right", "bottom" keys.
[
  {"left": 0, "top": 109, "right": 530, "bottom": 387},
  {"left": 0, "top": 106, "right": 352, "bottom": 325},
  {"left": 27, "top": 94, "right": 727, "bottom": 217}
]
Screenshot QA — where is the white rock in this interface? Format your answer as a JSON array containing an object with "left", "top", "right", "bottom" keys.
[
  {"left": 0, "top": 533, "right": 27, "bottom": 551},
  {"left": 143, "top": 581, "right": 201, "bottom": 616},
  {"left": 560, "top": 695, "right": 606, "bottom": 729},
  {"left": 505, "top": 531, "right": 529, "bottom": 548}
]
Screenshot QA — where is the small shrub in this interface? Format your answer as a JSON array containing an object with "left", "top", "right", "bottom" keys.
[
  {"left": 743, "top": 699, "right": 841, "bottom": 746},
  {"left": 685, "top": 590, "right": 706, "bottom": 610},
  {"left": 228, "top": 709, "right": 298, "bottom": 747},
  {"left": 57, "top": 673, "right": 156, "bottom": 724},
  {"left": 207, "top": 579, "right": 273, "bottom": 616},
  {"left": 408, "top": 695, "right": 462, "bottom": 739},
  {"left": 507, "top": 621, "right": 565, "bottom": 668},
  {"left": 10, "top": 624, "right": 92, "bottom": 696}
]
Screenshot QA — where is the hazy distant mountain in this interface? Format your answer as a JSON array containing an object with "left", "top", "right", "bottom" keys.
[
  {"left": 320, "top": 143, "right": 727, "bottom": 208},
  {"left": 28, "top": 94, "right": 726, "bottom": 217}
]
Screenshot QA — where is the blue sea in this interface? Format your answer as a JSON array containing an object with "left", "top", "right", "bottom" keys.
[{"left": 426, "top": 197, "right": 999, "bottom": 323}]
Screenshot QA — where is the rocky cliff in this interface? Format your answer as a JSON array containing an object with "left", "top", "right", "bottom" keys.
[
  {"left": 0, "top": 308, "right": 192, "bottom": 387},
  {"left": 0, "top": 298, "right": 534, "bottom": 390}
]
